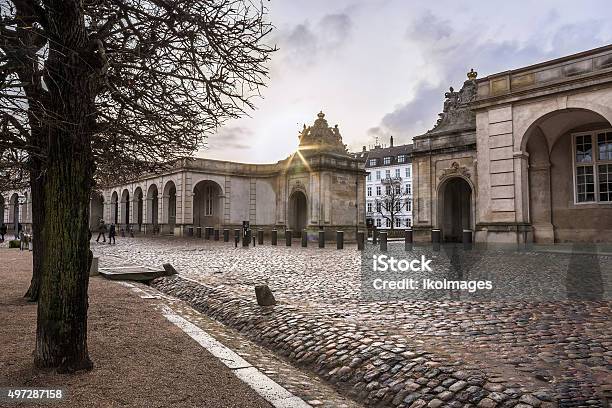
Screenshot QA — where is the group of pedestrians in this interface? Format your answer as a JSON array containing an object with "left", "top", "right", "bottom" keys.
[
  {"left": 95, "top": 218, "right": 116, "bottom": 244},
  {"left": 0, "top": 222, "right": 21, "bottom": 243}
]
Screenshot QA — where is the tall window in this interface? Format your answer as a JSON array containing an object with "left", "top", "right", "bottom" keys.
[
  {"left": 405, "top": 184, "right": 411, "bottom": 194},
  {"left": 395, "top": 168, "right": 400, "bottom": 178},
  {"left": 385, "top": 169, "right": 390, "bottom": 178},
  {"left": 395, "top": 218, "right": 401, "bottom": 227},
  {"left": 405, "top": 167, "right": 411, "bottom": 178},
  {"left": 367, "top": 186, "right": 372, "bottom": 197},
  {"left": 367, "top": 173, "right": 372, "bottom": 181},
  {"left": 395, "top": 201, "right": 400, "bottom": 211},
  {"left": 394, "top": 185, "right": 401, "bottom": 195},
  {"left": 376, "top": 219, "right": 381, "bottom": 227},
  {"left": 386, "top": 218, "right": 391, "bottom": 228},
  {"left": 398, "top": 155, "right": 405, "bottom": 163},
  {"left": 376, "top": 170, "right": 381, "bottom": 180},
  {"left": 406, "top": 198, "right": 411, "bottom": 211},
  {"left": 383, "top": 157, "right": 391, "bottom": 165},
  {"left": 385, "top": 185, "right": 391, "bottom": 195},
  {"left": 574, "top": 130, "right": 612, "bottom": 203},
  {"left": 376, "top": 202, "right": 382, "bottom": 212},
  {"left": 205, "top": 186, "right": 214, "bottom": 215},
  {"left": 376, "top": 186, "right": 381, "bottom": 195},
  {"left": 367, "top": 202, "right": 373, "bottom": 212}
]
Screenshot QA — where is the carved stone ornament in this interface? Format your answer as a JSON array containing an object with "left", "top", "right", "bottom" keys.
[
  {"left": 427, "top": 70, "right": 478, "bottom": 135},
  {"left": 298, "top": 111, "right": 349, "bottom": 156},
  {"left": 439, "top": 162, "right": 471, "bottom": 180}
]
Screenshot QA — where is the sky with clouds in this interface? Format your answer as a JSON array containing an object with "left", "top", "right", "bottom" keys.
[{"left": 199, "top": 0, "right": 612, "bottom": 163}]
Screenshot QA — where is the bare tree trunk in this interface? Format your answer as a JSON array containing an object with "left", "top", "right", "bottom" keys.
[{"left": 24, "top": 162, "right": 45, "bottom": 301}]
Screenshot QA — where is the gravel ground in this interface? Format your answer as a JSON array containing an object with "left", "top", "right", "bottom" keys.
[{"left": 0, "top": 248, "right": 272, "bottom": 408}]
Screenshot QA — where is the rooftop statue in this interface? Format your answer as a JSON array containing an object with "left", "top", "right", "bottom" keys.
[
  {"left": 427, "top": 69, "right": 478, "bottom": 135},
  {"left": 298, "top": 111, "right": 349, "bottom": 155}
]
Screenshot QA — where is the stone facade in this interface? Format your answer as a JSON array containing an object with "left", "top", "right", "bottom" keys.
[
  {"left": 93, "top": 112, "right": 367, "bottom": 240},
  {"left": 413, "top": 45, "right": 612, "bottom": 243}
]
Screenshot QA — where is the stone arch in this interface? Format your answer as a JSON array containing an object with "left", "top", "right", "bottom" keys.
[
  {"left": 288, "top": 189, "right": 308, "bottom": 235},
  {"left": 121, "top": 189, "right": 130, "bottom": 225},
  {"left": 162, "top": 180, "right": 177, "bottom": 228},
  {"left": 134, "top": 187, "right": 144, "bottom": 231},
  {"left": 90, "top": 191, "right": 105, "bottom": 228},
  {"left": 521, "top": 107, "right": 612, "bottom": 242},
  {"left": 193, "top": 180, "right": 223, "bottom": 228},
  {"left": 437, "top": 176, "right": 475, "bottom": 242},
  {"left": 146, "top": 184, "right": 159, "bottom": 227},
  {"left": 110, "top": 191, "right": 119, "bottom": 225}
]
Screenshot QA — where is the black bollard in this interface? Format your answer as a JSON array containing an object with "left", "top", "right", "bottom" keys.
[
  {"left": 380, "top": 232, "right": 388, "bottom": 252},
  {"left": 196, "top": 227, "right": 202, "bottom": 238},
  {"left": 204, "top": 227, "right": 211, "bottom": 240},
  {"left": 258, "top": 229, "right": 264, "bottom": 245},
  {"left": 301, "top": 230, "right": 308, "bottom": 247},
  {"left": 223, "top": 229, "right": 229, "bottom": 242},
  {"left": 318, "top": 230, "right": 325, "bottom": 248},
  {"left": 463, "top": 229, "right": 473, "bottom": 250},
  {"left": 271, "top": 229, "right": 277, "bottom": 246},
  {"left": 432, "top": 229, "right": 441, "bottom": 251},
  {"left": 253, "top": 235, "right": 256, "bottom": 247},
  {"left": 405, "top": 228, "right": 413, "bottom": 251},
  {"left": 357, "top": 231, "right": 365, "bottom": 250},
  {"left": 188, "top": 226, "right": 194, "bottom": 237},
  {"left": 234, "top": 229, "right": 241, "bottom": 242},
  {"left": 372, "top": 229, "right": 378, "bottom": 245},
  {"left": 285, "top": 229, "right": 292, "bottom": 246},
  {"left": 336, "top": 231, "right": 344, "bottom": 249},
  {"left": 243, "top": 229, "right": 251, "bottom": 247},
  {"left": 234, "top": 235, "right": 239, "bottom": 248},
  {"left": 214, "top": 229, "right": 219, "bottom": 241}
]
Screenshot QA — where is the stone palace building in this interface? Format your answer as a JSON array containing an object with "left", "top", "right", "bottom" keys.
[
  {"left": 3, "top": 45, "right": 612, "bottom": 244},
  {"left": 412, "top": 44, "right": 612, "bottom": 243}
]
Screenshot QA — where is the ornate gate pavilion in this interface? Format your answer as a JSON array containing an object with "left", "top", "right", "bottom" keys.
[
  {"left": 90, "top": 112, "right": 367, "bottom": 240},
  {"left": 412, "top": 45, "right": 612, "bottom": 244}
]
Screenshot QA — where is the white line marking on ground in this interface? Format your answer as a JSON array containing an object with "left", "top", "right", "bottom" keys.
[{"left": 160, "top": 305, "right": 311, "bottom": 408}]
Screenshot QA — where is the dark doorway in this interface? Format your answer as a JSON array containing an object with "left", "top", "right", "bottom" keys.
[
  {"left": 289, "top": 191, "right": 307, "bottom": 236},
  {"left": 440, "top": 178, "right": 472, "bottom": 242}
]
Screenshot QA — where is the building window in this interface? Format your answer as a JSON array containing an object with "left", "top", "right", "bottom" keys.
[
  {"left": 386, "top": 218, "right": 391, "bottom": 228},
  {"left": 367, "top": 173, "right": 372, "bottom": 181},
  {"left": 385, "top": 185, "right": 391, "bottom": 195},
  {"left": 376, "top": 186, "right": 381, "bottom": 195},
  {"left": 574, "top": 130, "right": 612, "bottom": 203},
  {"left": 395, "top": 201, "right": 400, "bottom": 211},
  {"left": 376, "top": 202, "right": 382, "bottom": 212},
  {"left": 367, "top": 186, "right": 372, "bottom": 197},
  {"left": 405, "top": 167, "right": 411, "bottom": 178},
  {"left": 395, "top": 185, "right": 401, "bottom": 195},
  {"left": 376, "top": 219, "right": 381, "bottom": 227},
  {"left": 385, "top": 170, "right": 390, "bottom": 178},
  {"left": 395, "top": 168, "right": 400, "bottom": 178},
  {"left": 369, "top": 159, "right": 377, "bottom": 166},
  {"left": 405, "top": 184, "right": 411, "bottom": 194},
  {"left": 367, "top": 202, "right": 373, "bottom": 212},
  {"left": 395, "top": 218, "right": 401, "bottom": 227},
  {"left": 398, "top": 155, "right": 405, "bottom": 163},
  {"left": 406, "top": 218, "right": 411, "bottom": 227},
  {"left": 406, "top": 198, "right": 411, "bottom": 211},
  {"left": 383, "top": 157, "right": 391, "bottom": 165},
  {"left": 376, "top": 170, "right": 381, "bottom": 180}
]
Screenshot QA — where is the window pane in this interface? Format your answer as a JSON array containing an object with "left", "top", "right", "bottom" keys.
[
  {"left": 599, "top": 164, "right": 612, "bottom": 201},
  {"left": 598, "top": 132, "right": 612, "bottom": 161},
  {"left": 576, "top": 165, "right": 595, "bottom": 202},
  {"left": 576, "top": 135, "right": 593, "bottom": 163}
]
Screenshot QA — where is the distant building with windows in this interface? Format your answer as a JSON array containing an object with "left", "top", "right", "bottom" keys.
[{"left": 363, "top": 137, "right": 413, "bottom": 230}]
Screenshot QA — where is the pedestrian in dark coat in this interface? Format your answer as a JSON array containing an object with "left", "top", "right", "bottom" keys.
[
  {"left": 0, "top": 223, "right": 6, "bottom": 242},
  {"left": 96, "top": 218, "right": 107, "bottom": 243},
  {"left": 108, "top": 224, "right": 116, "bottom": 245}
]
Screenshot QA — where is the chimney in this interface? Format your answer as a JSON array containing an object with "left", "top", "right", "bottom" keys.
[
  {"left": 390, "top": 136, "right": 394, "bottom": 147},
  {"left": 362, "top": 145, "right": 366, "bottom": 152}
]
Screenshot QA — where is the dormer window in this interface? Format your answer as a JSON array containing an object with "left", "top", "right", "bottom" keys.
[
  {"left": 383, "top": 156, "right": 391, "bottom": 165},
  {"left": 368, "top": 159, "right": 377, "bottom": 166},
  {"left": 398, "top": 155, "right": 406, "bottom": 163}
]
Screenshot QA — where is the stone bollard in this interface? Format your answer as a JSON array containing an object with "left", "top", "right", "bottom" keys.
[
  {"left": 187, "top": 226, "right": 194, "bottom": 237},
  {"left": 214, "top": 229, "right": 219, "bottom": 241},
  {"left": 234, "top": 228, "right": 241, "bottom": 242},
  {"left": 380, "top": 232, "right": 388, "bottom": 252},
  {"left": 258, "top": 229, "right": 264, "bottom": 245},
  {"left": 223, "top": 229, "right": 229, "bottom": 242},
  {"left": 301, "top": 230, "right": 308, "bottom": 247},
  {"left": 463, "top": 229, "right": 473, "bottom": 250},
  {"left": 204, "top": 227, "right": 211, "bottom": 240},
  {"left": 255, "top": 285, "right": 276, "bottom": 306},
  {"left": 432, "top": 229, "right": 441, "bottom": 251},
  {"left": 372, "top": 229, "right": 378, "bottom": 245},
  {"left": 285, "top": 229, "right": 292, "bottom": 246},
  {"left": 336, "top": 231, "right": 344, "bottom": 249},
  {"left": 357, "top": 231, "right": 365, "bottom": 250},
  {"left": 405, "top": 228, "right": 413, "bottom": 251},
  {"left": 234, "top": 234, "right": 239, "bottom": 248},
  {"left": 252, "top": 234, "right": 256, "bottom": 247},
  {"left": 271, "top": 229, "right": 278, "bottom": 246},
  {"left": 243, "top": 229, "right": 251, "bottom": 247},
  {"left": 318, "top": 230, "right": 325, "bottom": 248},
  {"left": 196, "top": 227, "right": 202, "bottom": 238}
]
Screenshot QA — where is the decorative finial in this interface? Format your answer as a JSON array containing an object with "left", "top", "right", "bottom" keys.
[
  {"left": 467, "top": 68, "right": 478, "bottom": 80},
  {"left": 317, "top": 111, "right": 325, "bottom": 119}
]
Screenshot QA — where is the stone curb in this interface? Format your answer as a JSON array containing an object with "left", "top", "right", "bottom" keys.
[{"left": 151, "top": 276, "right": 554, "bottom": 408}]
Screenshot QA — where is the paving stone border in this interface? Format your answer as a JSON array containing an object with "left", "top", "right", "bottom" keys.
[{"left": 151, "top": 276, "right": 556, "bottom": 408}]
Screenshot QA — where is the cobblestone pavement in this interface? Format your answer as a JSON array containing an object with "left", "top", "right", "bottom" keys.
[{"left": 92, "top": 237, "right": 612, "bottom": 406}]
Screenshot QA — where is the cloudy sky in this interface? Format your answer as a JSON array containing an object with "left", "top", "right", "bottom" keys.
[{"left": 199, "top": 0, "right": 612, "bottom": 163}]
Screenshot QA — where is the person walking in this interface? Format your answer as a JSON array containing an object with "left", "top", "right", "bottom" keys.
[
  {"left": 96, "top": 218, "right": 107, "bottom": 243},
  {"left": 15, "top": 222, "right": 22, "bottom": 240},
  {"left": 108, "top": 224, "right": 116, "bottom": 245},
  {"left": 0, "top": 223, "right": 6, "bottom": 242}
]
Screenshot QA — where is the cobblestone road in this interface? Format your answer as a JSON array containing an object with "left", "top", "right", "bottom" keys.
[{"left": 92, "top": 237, "right": 612, "bottom": 406}]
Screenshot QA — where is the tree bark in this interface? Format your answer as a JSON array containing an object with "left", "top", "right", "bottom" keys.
[
  {"left": 34, "top": 0, "right": 96, "bottom": 372},
  {"left": 24, "top": 163, "right": 45, "bottom": 301}
]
